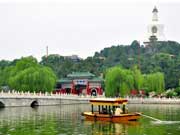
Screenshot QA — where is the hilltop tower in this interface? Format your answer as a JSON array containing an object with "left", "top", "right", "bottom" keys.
[{"left": 144, "top": 6, "right": 166, "bottom": 44}]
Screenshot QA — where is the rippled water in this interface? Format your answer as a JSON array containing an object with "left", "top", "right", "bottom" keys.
[{"left": 0, "top": 104, "right": 180, "bottom": 135}]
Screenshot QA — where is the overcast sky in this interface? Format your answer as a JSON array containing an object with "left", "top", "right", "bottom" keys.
[{"left": 0, "top": 0, "right": 180, "bottom": 61}]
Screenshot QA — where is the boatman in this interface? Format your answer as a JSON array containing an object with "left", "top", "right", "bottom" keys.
[
  {"left": 115, "top": 107, "right": 123, "bottom": 115},
  {"left": 122, "top": 103, "right": 128, "bottom": 114}
]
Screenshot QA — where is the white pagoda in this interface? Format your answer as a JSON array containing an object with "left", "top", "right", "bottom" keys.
[{"left": 144, "top": 6, "right": 166, "bottom": 44}]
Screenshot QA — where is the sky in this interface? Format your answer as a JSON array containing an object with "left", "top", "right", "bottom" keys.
[{"left": 0, "top": 0, "right": 180, "bottom": 61}]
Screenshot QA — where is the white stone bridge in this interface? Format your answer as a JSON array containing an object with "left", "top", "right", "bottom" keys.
[
  {"left": 1, "top": 91, "right": 180, "bottom": 108},
  {"left": 0, "top": 91, "right": 92, "bottom": 108}
]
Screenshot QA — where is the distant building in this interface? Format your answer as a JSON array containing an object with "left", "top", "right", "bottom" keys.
[
  {"left": 55, "top": 72, "right": 103, "bottom": 96},
  {"left": 144, "top": 6, "right": 166, "bottom": 45},
  {"left": 64, "top": 55, "right": 82, "bottom": 62}
]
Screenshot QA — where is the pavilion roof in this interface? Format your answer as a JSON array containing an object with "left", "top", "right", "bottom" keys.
[
  {"left": 57, "top": 78, "right": 72, "bottom": 83},
  {"left": 67, "top": 72, "right": 95, "bottom": 78},
  {"left": 57, "top": 77, "right": 103, "bottom": 83},
  {"left": 89, "top": 77, "right": 104, "bottom": 82}
]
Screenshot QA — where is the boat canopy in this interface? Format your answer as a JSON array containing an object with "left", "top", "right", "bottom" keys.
[{"left": 89, "top": 98, "right": 128, "bottom": 106}]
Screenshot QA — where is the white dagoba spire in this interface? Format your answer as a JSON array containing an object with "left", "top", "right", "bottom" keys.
[
  {"left": 144, "top": 6, "right": 166, "bottom": 44},
  {"left": 152, "top": 6, "right": 158, "bottom": 22}
]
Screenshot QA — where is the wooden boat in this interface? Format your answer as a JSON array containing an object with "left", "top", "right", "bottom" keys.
[{"left": 82, "top": 98, "right": 141, "bottom": 122}]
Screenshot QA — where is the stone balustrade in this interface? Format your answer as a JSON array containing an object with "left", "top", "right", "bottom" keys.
[
  {"left": 127, "top": 97, "right": 180, "bottom": 104},
  {"left": 0, "top": 90, "right": 104, "bottom": 107},
  {"left": 1, "top": 91, "right": 180, "bottom": 108},
  {"left": 0, "top": 90, "right": 103, "bottom": 99}
]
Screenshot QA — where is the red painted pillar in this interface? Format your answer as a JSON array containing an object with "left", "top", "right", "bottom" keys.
[
  {"left": 97, "top": 87, "right": 100, "bottom": 95},
  {"left": 71, "top": 81, "right": 75, "bottom": 94},
  {"left": 86, "top": 82, "right": 89, "bottom": 95}
]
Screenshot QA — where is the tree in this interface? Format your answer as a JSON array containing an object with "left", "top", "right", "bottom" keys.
[
  {"left": 105, "top": 67, "right": 134, "bottom": 97},
  {"left": 0, "top": 66, "right": 14, "bottom": 86},
  {"left": 1, "top": 40, "right": 180, "bottom": 91},
  {"left": 0, "top": 60, "right": 10, "bottom": 69},
  {"left": 143, "top": 72, "right": 165, "bottom": 94},
  {"left": 131, "top": 65, "right": 143, "bottom": 90},
  {"left": 7, "top": 56, "right": 57, "bottom": 92}
]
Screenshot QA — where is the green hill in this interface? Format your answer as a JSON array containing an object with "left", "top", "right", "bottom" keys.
[
  {"left": 94, "top": 40, "right": 180, "bottom": 89},
  {"left": 1, "top": 40, "right": 180, "bottom": 89}
]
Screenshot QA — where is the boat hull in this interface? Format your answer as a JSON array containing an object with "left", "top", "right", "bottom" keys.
[{"left": 82, "top": 112, "right": 141, "bottom": 122}]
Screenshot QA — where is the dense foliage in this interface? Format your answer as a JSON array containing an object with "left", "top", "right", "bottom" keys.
[
  {"left": 1, "top": 40, "right": 180, "bottom": 93},
  {"left": 95, "top": 40, "right": 180, "bottom": 89},
  {"left": 39, "top": 40, "right": 180, "bottom": 90},
  {"left": 143, "top": 72, "right": 165, "bottom": 93},
  {"left": 131, "top": 66, "right": 143, "bottom": 90},
  {"left": 40, "top": 55, "right": 104, "bottom": 78},
  {"left": 105, "top": 67, "right": 134, "bottom": 97},
  {"left": 105, "top": 66, "right": 165, "bottom": 97},
  {"left": 0, "top": 57, "right": 57, "bottom": 92}
]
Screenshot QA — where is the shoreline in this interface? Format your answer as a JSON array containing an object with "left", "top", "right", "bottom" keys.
[
  {"left": 1, "top": 92, "right": 180, "bottom": 107},
  {"left": 127, "top": 97, "right": 180, "bottom": 104}
]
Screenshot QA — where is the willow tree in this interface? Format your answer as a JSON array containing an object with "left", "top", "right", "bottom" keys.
[
  {"left": 143, "top": 72, "right": 165, "bottom": 93},
  {"left": 0, "top": 66, "right": 14, "bottom": 87},
  {"left": 105, "top": 67, "right": 134, "bottom": 97},
  {"left": 131, "top": 65, "right": 143, "bottom": 90},
  {"left": 7, "top": 56, "right": 57, "bottom": 92},
  {"left": 0, "top": 69, "right": 2, "bottom": 86}
]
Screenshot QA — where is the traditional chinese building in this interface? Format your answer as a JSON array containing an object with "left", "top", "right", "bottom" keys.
[{"left": 55, "top": 72, "right": 104, "bottom": 96}]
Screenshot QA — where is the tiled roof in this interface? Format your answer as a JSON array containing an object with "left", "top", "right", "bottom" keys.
[
  {"left": 89, "top": 77, "right": 104, "bottom": 82},
  {"left": 67, "top": 72, "right": 95, "bottom": 78},
  {"left": 57, "top": 78, "right": 72, "bottom": 83},
  {"left": 57, "top": 77, "right": 104, "bottom": 83}
]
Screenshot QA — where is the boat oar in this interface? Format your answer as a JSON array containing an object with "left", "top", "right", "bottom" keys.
[
  {"left": 136, "top": 112, "right": 162, "bottom": 122},
  {"left": 137, "top": 113, "right": 180, "bottom": 124},
  {"left": 142, "top": 114, "right": 162, "bottom": 122}
]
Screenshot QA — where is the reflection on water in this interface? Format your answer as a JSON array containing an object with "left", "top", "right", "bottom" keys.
[
  {"left": 83, "top": 120, "right": 140, "bottom": 134},
  {"left": 0, "top": 104, "right": 180, "bottom": 135},
  {"left": 0, "top": 105, "right": 88, "bottom": 135}
]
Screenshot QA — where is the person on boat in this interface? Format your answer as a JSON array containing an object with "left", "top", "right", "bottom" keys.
[
  {"left": 122, "top": 103, "right": 128, "bottom": 114},
  {"left": 102, "top": 107, "right": 108, "bottom": 114},
  {"left": 115, "top": 106, "right": 123, "bottom": 115}
]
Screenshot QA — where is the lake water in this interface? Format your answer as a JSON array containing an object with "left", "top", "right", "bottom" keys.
[{"left": 0, "top": 104, "right": 180, "bottom": 135}]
